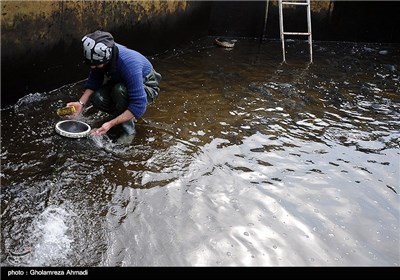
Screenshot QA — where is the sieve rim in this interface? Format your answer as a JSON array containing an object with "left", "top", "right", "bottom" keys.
[{"left": 55, "top": 120, "right": 91, "bottom": 138}]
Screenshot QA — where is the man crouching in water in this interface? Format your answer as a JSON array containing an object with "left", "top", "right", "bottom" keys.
[{"left": 67, "top": 30, "right": 161, "bottom": 138}]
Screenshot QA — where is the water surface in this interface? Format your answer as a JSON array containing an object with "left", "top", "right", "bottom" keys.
[{"left": 1, "top": 38, "right": 399, "bottom": 266}]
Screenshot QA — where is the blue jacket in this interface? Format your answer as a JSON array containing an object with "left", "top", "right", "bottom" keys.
[{"left": 84, "top": 43, "right": 153, "bottom": 119}]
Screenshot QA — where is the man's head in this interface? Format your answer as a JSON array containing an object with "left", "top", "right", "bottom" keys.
[{"left": 82, "top": 30, "right": 115, "bottom": 66}]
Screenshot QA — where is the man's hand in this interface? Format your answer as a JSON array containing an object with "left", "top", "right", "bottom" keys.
[
  {"left": 68, "top": 89, "right": 93, "bottom": 118},
  {"left": 90, "top": 110, "right": 134, "bottom": 136},
  {"left": 66, "top": 101, "right": 83, "bottom": 118},
  {"left": 91, "top": 121, "right": 113, "bottom": 136}
]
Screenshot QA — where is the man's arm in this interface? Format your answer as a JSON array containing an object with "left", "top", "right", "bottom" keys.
[
  {"left": 91, "top": 109, "right": 135, "bottom": 136},
  {"left": 67, "top": 88, "right": 94, "bottom": 117}
]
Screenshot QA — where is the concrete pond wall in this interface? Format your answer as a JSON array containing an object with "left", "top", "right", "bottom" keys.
[
  {"left": 2, "top": 0, "right": 400, "bottom": 107},
  {"left": 1, "top": 0, "right": 212, "bottom": 106}
]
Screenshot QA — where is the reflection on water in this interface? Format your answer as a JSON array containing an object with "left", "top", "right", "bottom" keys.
[{"left": 1, "top": 38, "right": 399, "bottom": 266}]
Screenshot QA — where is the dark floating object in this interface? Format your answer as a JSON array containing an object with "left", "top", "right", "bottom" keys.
[
  {"left": 55, "top": 120, "right": 91, "bottom": 138},
  {"left": 215, "top": 37, "right": 236, "bottom": 48}
]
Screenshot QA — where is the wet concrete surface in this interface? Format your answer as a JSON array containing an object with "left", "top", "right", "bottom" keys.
[{"left": 1, "top": 37, "right": 399, "bottom": 266}]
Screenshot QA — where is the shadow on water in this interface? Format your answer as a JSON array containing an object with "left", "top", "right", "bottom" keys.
[{"left": 1, "top": 38, "right": 399, "bottom": 266}]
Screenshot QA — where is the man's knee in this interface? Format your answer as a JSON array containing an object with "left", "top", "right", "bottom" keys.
[
  {"left": 91, "top": 86, "right": 114, "bottom": 113},
  {"left": 145, "top": 70, "right": 162, "bottom": 104},
  {"left": 111, "top": 83, "right": 129, "bottom": 114},
  {"left": 112, "top": 83, "right": 128, "bottom": 98}
]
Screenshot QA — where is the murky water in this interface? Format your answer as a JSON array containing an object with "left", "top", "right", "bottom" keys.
[{"left": 1, "top": 38, "right": 399, "bottom": 266}]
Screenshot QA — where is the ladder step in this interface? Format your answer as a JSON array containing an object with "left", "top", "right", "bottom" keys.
[
  {"left": 282, "top": 2, "right": 309, "bottom": 6},
  {"left": 283, "top": 32, "right": 311, "bottom": 36}
]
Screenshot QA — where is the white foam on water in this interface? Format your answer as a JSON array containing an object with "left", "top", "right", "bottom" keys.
[
  {"left": 89, "top": 134, "right": 107, "bottom": 149},
  {"left": 89, "top": 134, "right": 131, "bottom": 155},
  {"left": 14, "top": 92, "right": 48, "bottom": 112},
  {"left": 27, "top": 205, "right": 74, "bottom": 266}
]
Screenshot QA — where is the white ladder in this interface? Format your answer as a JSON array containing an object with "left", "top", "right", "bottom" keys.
[{"left": 278, "top": 0, "right": 313, "bottom": 63}]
